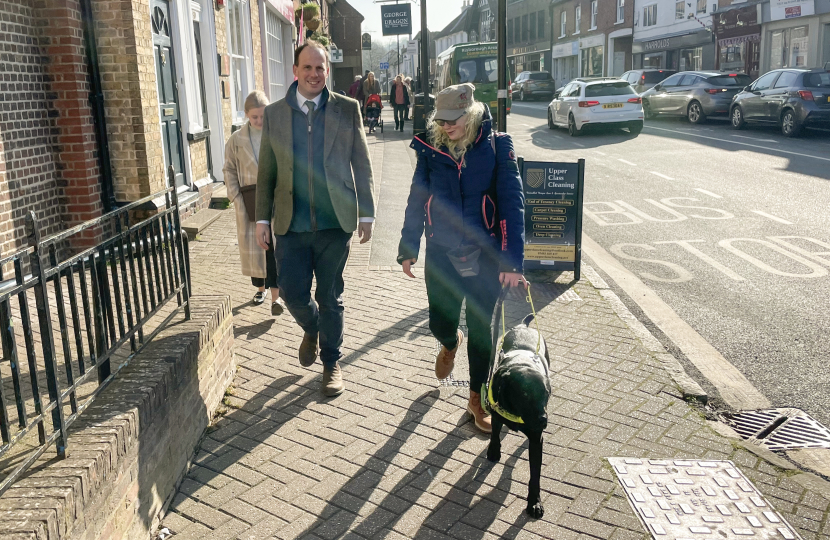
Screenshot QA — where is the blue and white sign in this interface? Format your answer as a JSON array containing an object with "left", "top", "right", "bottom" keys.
[{"left": 380, "top": 62, "right": 389, "bottom": 70}]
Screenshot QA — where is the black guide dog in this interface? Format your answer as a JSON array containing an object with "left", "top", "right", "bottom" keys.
[{"left": 484, "top": 294, "right": 551, "bottom": 519}]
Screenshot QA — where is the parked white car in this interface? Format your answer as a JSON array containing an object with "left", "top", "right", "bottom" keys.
[{"left": 547, "top": 78, "right": 645, "bottom": 137}]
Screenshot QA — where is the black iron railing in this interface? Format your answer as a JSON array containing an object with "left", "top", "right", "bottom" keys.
[{"left": 0, "top": 172, "right": 191, "bottom": 495}]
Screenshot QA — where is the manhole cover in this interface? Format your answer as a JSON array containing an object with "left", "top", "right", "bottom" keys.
[
  {"left": 609, "top": 458, "right": 802, "bottom": 539},
  {"left": 724, "top": 408, "right": 830, "bottom": 451}
]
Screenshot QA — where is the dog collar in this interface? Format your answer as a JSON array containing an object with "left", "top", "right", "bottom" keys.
[{"left": 487, "top": 383, "right": 524, "bottom": 424}]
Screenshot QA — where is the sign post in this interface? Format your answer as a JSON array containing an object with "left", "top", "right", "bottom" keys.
[{"left": 520, "top": 158, "right": 585, "bottom": 279}]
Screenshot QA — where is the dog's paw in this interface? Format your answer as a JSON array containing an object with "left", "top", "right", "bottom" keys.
[
  {"left": 486, "top": 447, "right": 501, "bottom": 463},
  {"left": 525, "top": 502, "right": 544, "bottom": 519}
]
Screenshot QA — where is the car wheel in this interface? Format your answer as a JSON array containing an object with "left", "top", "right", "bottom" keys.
[
  {"left": 643, "top": 101, "right": 654, "bottom": 119},
  {"left": 547, "top": 109, "right": 554, "bottom": 129},
  {"left": 568, "top": 114, "right": 582, "bottom": 137},
  {"left": 687, "top": 101, "right": 706, "bottom": 124},
  {"left": 781, "top": 109, "right": 802, "bottom": 137},
  {"left": 628, "top": 122, "right": 643, "bottom": 136},
  {"left": 731, "top": 106, "right": 746, "bottom": 130}
]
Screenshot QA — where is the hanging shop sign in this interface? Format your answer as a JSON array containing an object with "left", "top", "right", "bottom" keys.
[{"left": 381, "top": 4, "right": 412, "bottom": 36}]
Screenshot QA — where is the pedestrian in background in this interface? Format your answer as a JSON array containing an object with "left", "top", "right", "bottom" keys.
[
  {"left": 348, "top": 75, "right": 362, "bottom": 99},
  {"left": 256, "top": 41, "right": 375, "bottom": 397},
  {"left": 389, "top": 74, "right": 410, "bottom": 132},
  {"left": 223, "top": 90, "right": 285, "bottom": 315},
  {"left": 404, "top": 77, "right": 413, "bottom": 120},
  {"left": 397, "top": 83, "right": 526, "bottom": 433}
]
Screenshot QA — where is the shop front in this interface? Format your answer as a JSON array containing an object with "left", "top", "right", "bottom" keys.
[
  {"left": 632, "top": 30, "right": 716, "bottom": 72},
  {"left": 579, "top": 34, "right": 605, "bottom": 77},
  {"left": 762, "top": 0, "right": 829, "bottom": 73},
  {"left": 713, "top": 3, "right": 761, "bottom": 79},
  {"left": 551, "top": 40, "right": 578, "bottom": 89},
  {"left": 508, "top": 43, "right": 551, "bottom": 78}
]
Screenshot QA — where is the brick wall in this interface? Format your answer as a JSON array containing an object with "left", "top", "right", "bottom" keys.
[
  {"left": 251, "top": 0, "right": 265, "bottom": 93},
  {"left": 214, "top": 4, "right": 234, "bottom": 142},
  {"left": 0, "top": 0, "right": 66, "bottom": 259},
  {"left": 189, "top": 139, "right": 209, "bottom": 182},
  {"left": 92, "top": 0, "right": 165, "bottom": 202}
]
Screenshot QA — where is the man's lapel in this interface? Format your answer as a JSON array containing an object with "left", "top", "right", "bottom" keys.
[{"left": 324, "top": 95, "right": 342, "bottom": 160}]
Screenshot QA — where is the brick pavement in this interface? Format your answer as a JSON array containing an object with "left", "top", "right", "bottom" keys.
[{"left": 159, "top": 117, "right": 830, "bottom": 540}]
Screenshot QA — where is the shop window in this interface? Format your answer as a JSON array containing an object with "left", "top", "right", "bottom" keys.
[
  {"left": 617, "top": 0, "right": 625, "bottom": 23},
  {"left": 581, "top": 46, "right": 603, "bottom": 76},
  {"left": 679, "top": 47, "right": 702, "bottom": 71},
  {"left": 644, "top": 4, "right": 657, "bottom": 27},
  {"left": 575, "top": 5, "right": 581, "bottom": 34},
  {"left": 719, "top": 42, "right": 745, "bottom": 71},
  {"left": 696, "top": 0, "right": 706, "bottom": 14},
  {"left": 561, "top": 11, "right": 566, "bottom": 38},
  {"left": 590, "top": 1, "right": 597, "bottom": 30},
  {"left": 769, "top": 26, "right": 809, "bottom": 69},
  {"left": 529, "top": 12, "right": 536, "bottom": 41},
  {"left": 227, "top": 0, "right": 253, "bottom": 123},
  {"left": 675, "top": 1, "right": 684, "bottom": 20},
  {"left": 537, "top": 11, "right": 545, "bottom": 38}
]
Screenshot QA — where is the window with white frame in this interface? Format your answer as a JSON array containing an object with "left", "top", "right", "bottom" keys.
[
  {"left": 190, "top": 2, "right": 207, "bottom": 128},
  {"left": 643, "top": 4, "right": 657, "bottom": 26},
  {"left": 590, "top": 1, "right": 597, "bottom": 29},
  {"left": 617, "top": 0, "right": 624, "bottom": 22},
  {"left": 227, "top": 0, "right": 253, "bottom": 123},
  {"left": 574, "top": 5, "right": 581, "bottom": 34},
  {"left": 675, "top": 0, "right": 684, "bottom": 19},
  {"left": 560, "top": 11, "right": 566, "bottom": 37},
  {"left": 481, "top": 8, "right": 491, "bottom": 40},
  {"left": 265, "top": 9, "right": 286, "bottom": 101},
  {"left": 696, "top": 0, "right": 706, "bottom": 14}
]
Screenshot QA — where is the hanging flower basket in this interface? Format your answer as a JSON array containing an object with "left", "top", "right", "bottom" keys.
[
  {"left": 312, "top": 33, "right": 329, "bottom": 47},
  {"left": 301, "top": 3, "right": 319, "bottom": 22},
  {"left": 294, "top": 6, "right": 302, "bottom": 21},
  {"left": 305, "top": 16, "right": 320, "bottom": 31}
]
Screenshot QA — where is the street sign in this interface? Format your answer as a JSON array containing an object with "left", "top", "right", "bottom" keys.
[
  {"left": 330, "top": 48, "right": 343, "bottom": 63},
  {"left": 520, "top": 158, "right": 585, "bottom": 278},
  {"left": 362, "top": 33, "right": 371, "bottom": 50},
  {"left": 379, "top": 62, "right": 389, "bottom": 70},
  {"left": 406, "top": 39, "right": 417, "bottom": 54},
  {"left": 381, "top": 4, "right": 412, "bottom": 36}
]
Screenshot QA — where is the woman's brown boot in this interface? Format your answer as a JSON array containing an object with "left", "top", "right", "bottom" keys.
[
  {"left": 467, "top": 391, "right": 492, "bottom": 433},
  {"left": 435, "top": 329, "right": 463, "bottom": 379}
]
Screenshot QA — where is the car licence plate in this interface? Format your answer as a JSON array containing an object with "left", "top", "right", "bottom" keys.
[{"left": 602, "top": 103, "right": 624, "bottom": 109}]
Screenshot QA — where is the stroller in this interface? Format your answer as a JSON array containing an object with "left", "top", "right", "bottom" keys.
[{"left": 364, "top": 94, "right": 383, "bottom": 133}]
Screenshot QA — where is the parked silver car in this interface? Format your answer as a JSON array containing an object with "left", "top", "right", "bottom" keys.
[
  {"left": 620, "top": 69, "right": 677, "bottom": 94},
  {"left": 641, "top": 71, "right": 753, "bottom": 124}
]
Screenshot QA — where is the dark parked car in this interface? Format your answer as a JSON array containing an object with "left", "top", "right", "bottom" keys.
[
  {"left": 641, "top": 71, "right": 753, "bottom": 124},
  {"left": 511, "top": 71, "right": 556, "bottom": 101},
  {"left": 730, "top": 68, "right": 830, "bottom": 137},
  {"left": 621, "top": 69, "right": 677, "bottom": 94}
]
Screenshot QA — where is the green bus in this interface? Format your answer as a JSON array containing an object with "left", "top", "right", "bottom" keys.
[{"left": 435, "top": 42, "right": 511, "bottom": 123}]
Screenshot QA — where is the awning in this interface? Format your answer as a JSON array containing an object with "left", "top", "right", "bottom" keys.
[{"left": 718, "top": 34, "right": 761, "bottom": 48}]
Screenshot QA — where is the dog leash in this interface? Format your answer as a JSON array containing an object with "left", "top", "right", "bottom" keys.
[{"left": 481, "top": 283, "right": 540, "bottom": 424}]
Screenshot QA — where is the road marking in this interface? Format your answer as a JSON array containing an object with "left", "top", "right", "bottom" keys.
[
  {"left": 733, "top": 134, "right": 777, "bottom": 143},
  {"left": 654, "top": 240, "right": 745, "bottom": 281},
  {"left": 572, "top": 142, "right": 585, "bottom": 147},
  {"left": 594, "top": 150, "right": 607, "bottom": 155},
  {"left": 583, "top": 234, "right": 771, "bottom": 410},
  {"left": 751, "top": 210, "right": 792, "bottom": 225},
  {"left": 650, "top": 171, "right": 674, "bottom": 180},
  {"left": 694, "top": 188, "right": 722, "bottom": 199},
  {"left": 619, "top": 159, "right": 637, "bottom": 166},
  {"left": 644, "top": 125, "right": 830, "bottom": 163}
]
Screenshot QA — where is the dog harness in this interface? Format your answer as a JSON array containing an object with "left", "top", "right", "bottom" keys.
[{"left": 482, "top": 284, "right": 541, "bottom": 425}]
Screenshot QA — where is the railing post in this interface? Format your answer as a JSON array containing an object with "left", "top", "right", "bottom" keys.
[
  {"left": 25, "top": 211, "right": 69, "bottom": 458},
  {"left": 92, "top": 250, "right": 111, "bottom": 383},
  {"left": 169, "top": 166, "right": 191, "bottom": 320}
]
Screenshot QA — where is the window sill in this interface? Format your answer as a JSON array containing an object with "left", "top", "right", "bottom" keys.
[
  {"left": 187, "top": 128, "right": 211, "bottom": 142},
  {"left": 589, "top": 26, "right": 597, "bottom": 31},
  {"left": 573, "top": 31, "right": 580, "bottom": 35},
  {"left": 616, "top": 19, "right": 624, "bottom": 24}
]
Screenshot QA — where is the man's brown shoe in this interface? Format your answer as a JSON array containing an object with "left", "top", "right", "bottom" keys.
[
  {"left": 322, "top": 363, "right": 345, "bottom": 397},
  {"left": 435, "top": 329, "right": 464, "bottom": 380},
  {"left": 299, "top": 333, "right": 318, "bottom": 367},
  {"left": 467, "top": 391, "right": 492, "bottom": 433}
]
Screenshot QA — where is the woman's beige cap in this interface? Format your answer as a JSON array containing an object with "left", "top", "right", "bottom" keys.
[{"left": 434, "top": 83, "right": 475, "bottom": 121}]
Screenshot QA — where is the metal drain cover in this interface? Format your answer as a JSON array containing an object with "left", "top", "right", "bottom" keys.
[
  {"left": 724, "top": 408, "right": 830, "bottom": 451},
  {"left": 609, "top": 458, "right": 802, "bottom": 539}
]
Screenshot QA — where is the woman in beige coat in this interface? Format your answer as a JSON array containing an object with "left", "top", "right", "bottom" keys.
[{"left": 223, "top": 91, "right": 285, "bottom": 315}]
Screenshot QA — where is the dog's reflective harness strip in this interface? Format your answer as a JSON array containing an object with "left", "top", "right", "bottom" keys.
[{"left": 482, "top": 283, "right": 541, "bottom": 424}]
